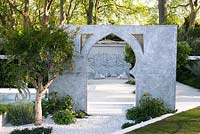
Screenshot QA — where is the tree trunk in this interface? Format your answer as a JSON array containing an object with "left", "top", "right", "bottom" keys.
[
  {"left": 189, "top": 10, "right": 197, "bottom": 29},
  {"left": 87, "top": 0, "right": 94, "bottom": 25},
  {"left": 0, "top": 15, "right": 6, "bottom": 26},
  {"left": 43, "top": 0, "right": 49, "bottom": 25},
  {"left": 94, "top": 0, "right": 99, "bottom": 24},
  {"left": 60, "top": 0, "right": 65, "bottom": 24},
  {"left": 158, "top": 0, "right": 167, "bottom": 24},
  {"left": 35, "top": 89, "right": 43, "bottom": 126},
  {"left": 43, "top": 0, "right": 54, "bottom": 26},
  {"left": 23, "top": 0, "right": 30, "bottom": 32}
]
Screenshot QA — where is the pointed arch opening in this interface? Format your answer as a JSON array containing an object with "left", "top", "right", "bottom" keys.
[{"left": 86, "top": 33, "right": 142, "bottom": 115}]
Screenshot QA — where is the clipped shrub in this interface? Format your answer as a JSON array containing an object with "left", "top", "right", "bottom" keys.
[
  {"left": 121, "top": 122, "right": 135, "bottom": 129},
  {"left": 126, "top": 93, "right": 175, "bottom": 124},
  {"left": 52, "top": 109, "right": 75, "bottom": 125},
  {"left": 75, "top": 110, "right": 88, "bottom": 119},
  {"left": 7, "top": 103, "right": 34, "bottom": 125},
  {"left": 10, "top": 127, "right": 52, "bottom": 134}
]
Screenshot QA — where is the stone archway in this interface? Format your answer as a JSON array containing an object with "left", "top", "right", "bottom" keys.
[{"left": 50, "top": 25, "right": 177, "bottom": 112}]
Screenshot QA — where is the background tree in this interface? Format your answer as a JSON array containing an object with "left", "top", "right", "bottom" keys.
[{"left": 158, "top": 0, "right": 167, "bottom": 24}]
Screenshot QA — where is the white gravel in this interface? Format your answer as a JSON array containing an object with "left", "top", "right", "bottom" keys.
[
  {"left": 1, "top": 79, "right": 133, "bottom": 134},
  {"left": 1, "top": 80, "right": 200, "bottom": 134},
  {"left": 1, "top": 115, "right": 129, "bottom": 134}
]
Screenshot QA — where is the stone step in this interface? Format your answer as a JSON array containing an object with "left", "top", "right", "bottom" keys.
[
  {"left": 87, "top": 108, "right": 126, "bottom": 115},
  {"left": 88, "top": 103, "right": 134, "bottom": 109}
]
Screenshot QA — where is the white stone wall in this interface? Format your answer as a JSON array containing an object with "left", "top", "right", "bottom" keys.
[
  {"left": 87, "top": 40, "right": 130, "bottom": 79},
  {"left": 50, "top": 25, "right": 177, "bottom": 111}
]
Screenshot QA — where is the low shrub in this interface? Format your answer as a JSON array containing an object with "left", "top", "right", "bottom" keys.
[
  {"left": 126, "top": 79, "right": 136, "bottom": 85},
  {"left": 126, "top": 93, "right": 176, "bottom": 124},
  {"left": 10, "top": 127, "right": 52, "bottom": 134},
  {"left": 121, "top": 122, "right": 135, "bottom": 129},
  {"left": 177, "top": 41, "right": 191, "bottom": 70},
  {"left": 59, "top": 95, "right": 75, "bottom": 112},
  {"left": 75, "top": 110, "right": 88, "bottom": 118},
  {"left": 7, "top": 102, "right": 34, "bottom": 125},
  {"left": 139, "top": 94, "right": 166, "bottom": 118},
  {"left": 42, "top": 92, "right": 75, "bottom": 117},
  {"left": 0, "top": 104, "right": 10, "bottom": 115},
  {"left": 42, "top": 98, "right": 50, "bottom": 118},
  {"left": 52, "top": 109, "right": 75, "bottom": 125},
  {"left": 45, "top": 92, "right": 60, "bottom": 115},
  {"left": 126, "top": 107, "right": 150, "bottom": 123}
]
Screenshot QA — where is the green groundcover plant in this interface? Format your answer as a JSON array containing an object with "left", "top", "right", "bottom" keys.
[
  {"left": 10, "top": 127, "right": 52, "bottom": 134},
  {"left": 122, "top": 93, "right": 176, "bottom": 129},
  {"left": 7, "top": 102, "right": 35, "bottom": 126}
]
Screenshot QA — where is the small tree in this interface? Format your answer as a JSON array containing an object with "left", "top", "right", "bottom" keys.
[
  {"left": 177, "top": 41, "right": 191, "bottom": 70},
  {"left": 124, "top": 45, "right": 136, "bottom": 70},
  {"left": 2, "top": 26, "right": 74, "bottom": 125}
]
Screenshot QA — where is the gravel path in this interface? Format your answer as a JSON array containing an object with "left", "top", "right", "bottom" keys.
[
  {"left": 1, "top": 80, "right": 200, "bottom": 134},
  {"left": 2, "top": 115, "right": 128, "bottom": 134},
  {"left": 1, "top": 79, "right": 134, "bottom": 134}
]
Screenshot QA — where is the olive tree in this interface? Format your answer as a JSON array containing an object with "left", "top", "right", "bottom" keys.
[{"left": 1, "top": 26, "right": 74, "bottom": 125}]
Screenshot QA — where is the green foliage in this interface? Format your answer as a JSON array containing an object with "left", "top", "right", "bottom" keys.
[
  {"left": 101, "top": 34, "right": 123, "bottom": 41},
  {"left": 176, "top": 60, "right": 200, "bottom": 89},
  {"left": 139, "top": 94, "right": 166, "bottom": 118},
  {"left": 124, "top": 45, "right": 136, "bottom": 69},
  {"left": 121, "top": 122, "right": 135, "bottom": 129},
  {"left": 177, "top": 28, "right": 200, "bottom": 88},
  {"left": 52, "top": 109, "right": 75, "bottom": 125},
  {"left": 0, "top": 104, "right": 10, "bottom": 115},
  {"left": 186, "top": 27, "right": 200, "bottom": 56},
  {"left": 1, "top": 27, "right": 74, "bottom": 89},
  {"left": 177, "top": 42, "right": 191, "bottom": 70},
  {"left": 7, "top": 103, "right": 35, "bottom": 125},
  {"left": 126, "top": 79, "right": 136, "bottom": 85},
  {"left": 60, "top": 95, "right": 75, "bottom": 112},
  {"left": 178, "top": 25, "right": 200, "bottom": 56},
  {"left": 126, "top": 107, "right": 150, "bottom": 123},
  {"left": 75, "top": 110, "right": 88, "bottom": 119},
  {"left": 126, "top": 94, "right": 175, "bottom": 124},
  {"left": 42, "top": 92, "right": 87, "bottom": 124},
  {"left": 10, "top": 127, "right": 52, "bottom": 134},
  {"left": 42, "top": 92, "right": 75, "bottom": 117},
  {"left": 43, "top": 92, "right": 60, "bottom": 115},
  {"left": 181, "top": 75, "right": 200, "bottom": 89},
  {"left": 41, "top": 99, "right": 50, "bottom": 118}
]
